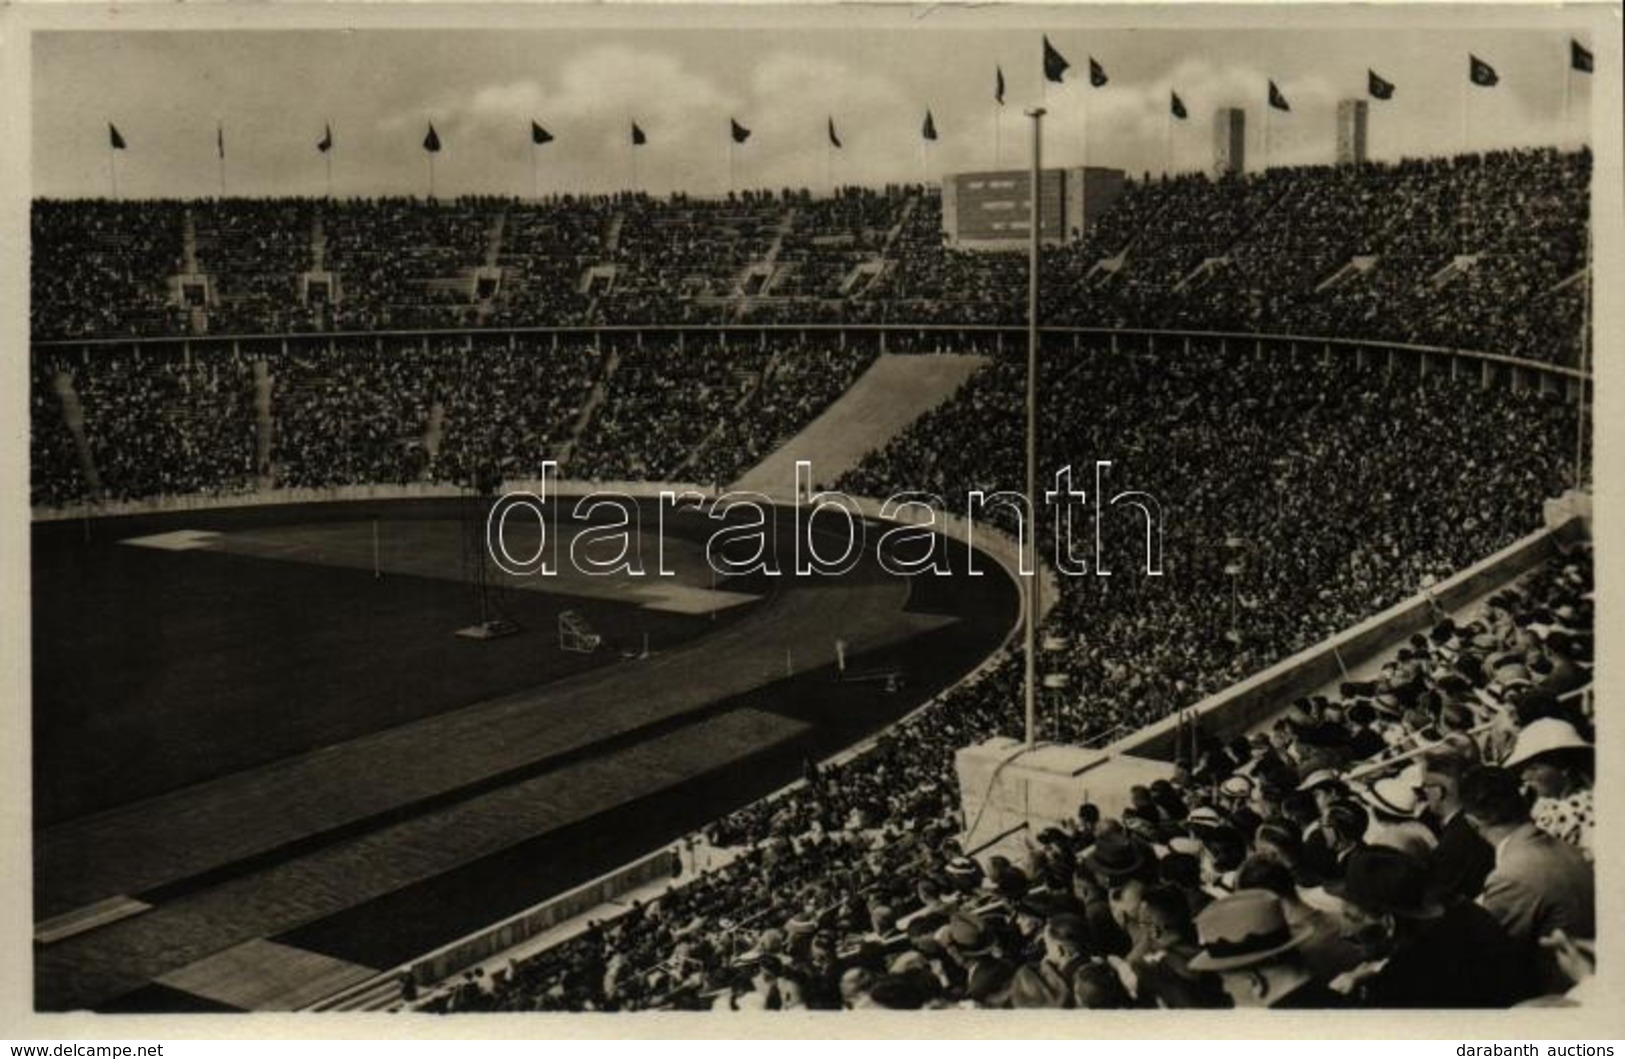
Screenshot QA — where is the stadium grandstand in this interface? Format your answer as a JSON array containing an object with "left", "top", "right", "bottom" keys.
[{"left": 26, "top": 19, "right": 1603, "bottom": 1021}]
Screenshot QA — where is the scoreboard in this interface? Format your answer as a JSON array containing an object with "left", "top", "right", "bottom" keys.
[{"left": 941, "top": 166, "right": 1124, "bottom": 249}]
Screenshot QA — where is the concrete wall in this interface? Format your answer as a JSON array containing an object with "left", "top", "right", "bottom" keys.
[
  {"left": 957, "top": 737, "right": 1174, "bottom": 862},
  {"left": 407, "top": 849, "right": 677, "bottom": 986},
  {"left": 1118, "top": 518, "right": 1586, "bottom": 761}
]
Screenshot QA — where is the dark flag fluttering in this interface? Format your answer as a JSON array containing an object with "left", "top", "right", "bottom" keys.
[
  {"left": 423, "top": 123, "right": 442, "bottom": 153},
  {"left": 730, "top": 118, "right": 751, "bottom": 144},
  {"left": 995, "top": 65, "right": 1006, "bottom": 105},
  {"left": 828, "top": 117, "right": 842, "bottom": 149},
  {"left": 1170, "top": 92, "right": 1188, "bottom": 120},
  {"left": 1042, "top": 35, "right": 1070, "bottom": 83},
  {"left": 1571, "top": 40, "right": 1594, "bottom": 74},
  {"left": 1268, "top": 80, "right": 1291, "bottom": 112},
  {"left": 217, "top": 124, "right": 225, "bottom": 160},
  {"left": 922, "top": 109, "right": 938, "bottom": 141},
  {"left": 1089, "top": 57, "right": 1108, "bottom": 87},
  {"left": 109, "top": 123, "right": 127, "bottom": 150},
  {"left": 631, "top": 122, "right": 647, "bottom": 146},
  {"left": 531, "top": 121, "right": 554, "bottom": 145},
  {"left": 318, "top": 124, "right": 333, "bottom": 153},
  {"left": 1470, "top": 54, "right": 1499, "bottom": 87},
  {"left": 1368, "top": 70, "right": 1395, "bottom": 100}
]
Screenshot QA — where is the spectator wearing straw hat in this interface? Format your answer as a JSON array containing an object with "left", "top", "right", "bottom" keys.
[
  {"left": 1358, "top": 774, "right": 1439, "bottom": 860},
  {"left": 1188, "top": 889, "right": 1345, "bottom": 1008},
  {"left": 1235, "top": 855, "right": 1363, "bottom": 983},
  {"left": 1503, "top": 717, "right": 1594, "bottom": 860}
]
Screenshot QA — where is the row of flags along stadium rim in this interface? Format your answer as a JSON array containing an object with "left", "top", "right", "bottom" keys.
[{"left": 104, "top": 38, "right": 1594, "bottom": 156}]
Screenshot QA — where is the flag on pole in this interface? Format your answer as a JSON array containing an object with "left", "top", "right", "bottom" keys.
[
  {"left": 1268, "top": 80, "right": 1291, "bottom": 111},
  {"left": 1368, "top": 70, "right": 1395, "bottom": 100},
  {"left": 317, "top": 124, "right": 333, "bottom": 153},
  {"left": 922, "top": 109, "right": 938, "bottom": 141},
  {"left": 828, "top": 117, "right": 842, "bottom": 149},
  {"left": 730, "top": 118, "right": 751, "bottom": 144},
  {"left": 109, "top": 123, "right": 127, "bottom": 150},
  {"left": 1089, "top": 57, "right": 1108, "bottom": 87},
  {"left": 423, "top": 123, "right": 442, "bottom": 152},
  {"left": 1043, "top": 35, "right": 1070, "bottom": 83},
  {"left": 631, "top": 121, "right": 647, "bottom": 146},
  {"left": 1470, "top": 55, "right": 1499, "bottom": 87},
  {"left": 1571, "top": 40, "right": 1594, "bottom": 73},
  {"left": 995, "top": 65, "right": 1006, "bottom": 105},
  {"left": 1170, "top": 92, "right": 1188, "bottom": 120},
  {"left": 531, "top": 121, "right": 554, "bottom": 145},
  {"left": 217, "top": 124, "right": 225, "bottom": 159}
]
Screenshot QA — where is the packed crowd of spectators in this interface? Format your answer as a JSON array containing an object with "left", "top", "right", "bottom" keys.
[
  {"left": 191, "top": 199, "right": 318, "bottom": 336},
  {"left": 842, "top": 345, "right": 1577, "bottom": 745},
  {"left": 32, "top": 199, "right": 189, "bottom": 338},
  {"left": 29, "top": 335, "right": 877, "bottom": 504},
  {"left": 31, "top": 147, "right": 1590, "bottom": 365},
  {"left": 429, "top": 540, "right": 1594, "bottom": 1011},
  {"left": 569, "top": 337, "right": 874, "bottom": 485}
]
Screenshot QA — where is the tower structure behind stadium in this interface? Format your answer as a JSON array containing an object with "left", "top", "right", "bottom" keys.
[
  {"left": 1338, "top": 99, "right": 1370, "bottom": 165},
  {"left": 1213, "top": 106, "right": 1247, "bottom": 176}
]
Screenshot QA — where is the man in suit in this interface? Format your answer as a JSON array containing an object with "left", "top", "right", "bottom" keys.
[
  {"left": 1328, "top": 845, "right": 1535, "bottom": 1007},
  {"left": 1420, "top": 745, "right": 1495, "bottom": 904},
  {"left": 1459, "top": 765, "right": 1594, "bottom": 995}
]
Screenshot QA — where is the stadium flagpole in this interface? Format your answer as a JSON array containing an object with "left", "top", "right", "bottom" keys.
[
  {"left": 1263, "top": 92, "right": 1272, "bottom": 172},
  {"left": 1164, "top": 105, "right": 1173, "bottom": 175},
  {"left": 994, "top": 100, "right": 1002, "bottom": 168},
  {"left": 1574, "top": 219, "right": 1591, "bottom": 491},
  {"left": 109, "top": 142, "right": 119, "bottom": 200},
  {"left": 1023, "top": 106, "right": 1046, "bottom": 749},
  {"left": 1460, "top": 65, "right": 1469, "bottom": 155}
]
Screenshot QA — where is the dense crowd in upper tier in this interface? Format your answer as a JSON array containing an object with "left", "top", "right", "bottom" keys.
[
  {"left": 31, "top": 148, "right": 1589, "bottom": 365},
  {"left": 428, "top": 542, "right": 1595, "bottom": 1011}
]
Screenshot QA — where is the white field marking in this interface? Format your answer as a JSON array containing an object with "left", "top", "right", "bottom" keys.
[{"left": 119, "top": 529, "right": 223, "bottom": 551}]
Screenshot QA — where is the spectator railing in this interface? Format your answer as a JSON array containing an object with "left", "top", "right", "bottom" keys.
[{"left": 30, "top": 320, "right": 1589, "bottom": 387}]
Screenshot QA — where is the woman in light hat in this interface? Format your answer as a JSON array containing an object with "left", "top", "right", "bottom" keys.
[{"left": 1503, "top": 717, "right": 1593, "bottom": 860}]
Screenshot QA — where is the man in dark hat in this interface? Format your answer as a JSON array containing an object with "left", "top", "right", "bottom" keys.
[
  {"left": 1328, "top": 846, "right": 1534, "bottom": 1006},
  {"left": 941, "top": 912, "right": 1014, "bottom": 1007},
  {"left": 1419, "top": 745, "right": 1494, "bottom": 904},
  {"left": 1315, "top": 799, "right": 1369, "bottom": 882},
  {"left": 1345, "top": 702, "right": 1387, "bottom": 760},
  {"left": 1075, "top": 829, "right": 1148, "bottom": 957},
  {"left": 1130, "top": 884, "right": 1230, "bottom": 1008}
]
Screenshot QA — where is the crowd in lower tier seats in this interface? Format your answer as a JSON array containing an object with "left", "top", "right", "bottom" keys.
[
  {"left": 30, "top": 148, "right": 1589, "bottom": 365},
  {"left": 428, "top": 542, "right": 1593, "bottom": 1011},
  {"left": 568, "top": 339, "right": 874, "bottom": 485},
  {"left": 29, "top": 335, "right": 877, "bottom": 505},
  {"left": 842, "top": 345, "right": 1576, "bottom": 747}
]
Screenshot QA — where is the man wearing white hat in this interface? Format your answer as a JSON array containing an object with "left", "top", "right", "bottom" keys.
[{"left": 1358, "top": 773, "right": 1438, "bottom": 860}]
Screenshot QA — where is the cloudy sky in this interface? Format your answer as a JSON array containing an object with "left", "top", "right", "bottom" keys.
[{"left": 30, "top": 6, "right": 1605, "bottom": 200}]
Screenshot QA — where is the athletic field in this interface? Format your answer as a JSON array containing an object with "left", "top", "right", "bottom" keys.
[{"left": 32, "top": 497, "right": 1016, "bottom": 1011}]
